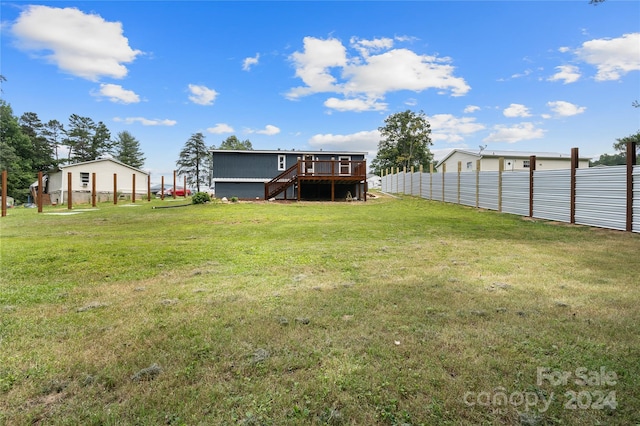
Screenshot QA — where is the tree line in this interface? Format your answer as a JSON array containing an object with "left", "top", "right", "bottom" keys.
[{"left": 1, "top": 100, "right": 145, "bottom": 202}]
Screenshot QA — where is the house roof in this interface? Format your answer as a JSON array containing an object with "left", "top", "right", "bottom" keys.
[
  {"left": 51, "top": 158, "right": 149, "bottom": 175},
  {"left": 436, "top": 148, "right": 592, "bottom": 167},
  {"left": 210, "top": 149, "right": 367, "bottom": 156}
]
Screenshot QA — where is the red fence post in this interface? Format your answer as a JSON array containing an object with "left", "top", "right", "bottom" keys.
[
  {"left": 529, "top": 156, "right": 536, "bottom": 217},
  {"left": 627, "top": 141, "right": 637, "bottom": 232}
]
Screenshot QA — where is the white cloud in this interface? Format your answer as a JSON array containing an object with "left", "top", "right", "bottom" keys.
[
  {"left": 207, "top": 123, "right": 234, "bottom": 134},
  {"left": 350, "top": 36, "right": 394, "bottom": 57},
  {"left": 188, "top": 84, "right": 218, "bottom": 105},
  {"left": 286, "top": 36, "right": 470, "bottom": 112},
  {"left": 246, "top": 125, "right": 281, "bottom": 135},
  {"left": 558, "top": 46, "right": 571, "bottom": 53},
  {"left": 546, "top": 100, "right": 586, "bottom": 117},
  {"left": 324, "top": 97, "right": 387, "bottom": 112},
  {"left": 113, "top": 117, "right": 176, "bottom": 126},
  {"left": 464, "top": 105, "right": 480, "bottom": 114},
  {"left": 503, "top": 103, "right": 531, "bottom": 118},
  {"left": 11, "top": 5, "right": 141, "bottom": 81},
  {"left": 483, "top": 122, "right": 545, "bottom": 143},
  {"left": 428, "top": 114, "right": 485, "bottom": 143},
  {"left": 575, "top": 33, "right": 640, "bottom": 81},
  {"left": 511, "top": 69, "right": 532, "bottom": 79},
  {"left": 547, "top": 65, "right": 581, "bottom": 84},
  {"left": 92, "top": 83, "right": 140, "bottom": 104},
  {"left": 242, "top": 53, "right": 260, "bottom": 71},
  {"left": 309, "top": 129, "right": 380, "bottom": 155}
]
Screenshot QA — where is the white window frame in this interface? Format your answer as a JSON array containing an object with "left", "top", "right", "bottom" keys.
[
  {"left": 80, "top": 172, "right": 90, "bottom": 188},
  {"left": 278, "top": 154, "right": 286, "bottom": 171},
  {"left": 339, "top": 156, "right": 351, "bottom": 175}
]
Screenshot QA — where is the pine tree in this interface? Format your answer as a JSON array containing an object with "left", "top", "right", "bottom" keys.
[
  {"left": 176, "top": 132, "right": 209, "bottom": 192},
  {"left": 114, "top": 130, "right": 145, "bottom": 169}
]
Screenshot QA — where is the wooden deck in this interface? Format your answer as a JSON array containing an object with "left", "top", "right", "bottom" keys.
[{"left": 265, "top": 159, "right": 367, "bottom": 201}]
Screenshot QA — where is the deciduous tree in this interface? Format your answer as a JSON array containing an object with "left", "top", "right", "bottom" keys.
[
  {"left": 217, "top": 135, "right": 253, "bottom": 150},
  {"left": 371, "top": 110, "right": 433, "bottom": 175}
]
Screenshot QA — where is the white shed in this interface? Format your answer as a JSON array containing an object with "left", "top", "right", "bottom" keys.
[
  {"left": 436, "top": 149, "right": 591, "bottom": 172},
  {"left": 45, "top": 158, "right": 149, "bottom": 204}
]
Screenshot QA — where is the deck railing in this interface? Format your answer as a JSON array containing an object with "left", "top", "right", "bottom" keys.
[{"left": 264, "top": 159, "right": 367, "bottom": 199}]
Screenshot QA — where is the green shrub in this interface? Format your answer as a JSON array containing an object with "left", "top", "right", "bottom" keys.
[
  {"left": 231, "top": 196, "right": 238, "bottom": 203},
  {"left": 192, "top": 192, "right": 211, "bottom": 204}
]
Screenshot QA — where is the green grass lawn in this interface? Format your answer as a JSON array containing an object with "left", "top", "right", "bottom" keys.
[{"left": 1, "top": 194, "right": 639, "bottom": 425}]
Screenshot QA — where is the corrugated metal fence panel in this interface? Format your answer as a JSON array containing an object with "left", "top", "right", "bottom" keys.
[
  {"left": 431, "top": 173, "right": 443, "bottom": 201},
  {"left": 533, "top": 169, "right": 571, "bottom": 223},
  {"left": 409, "top": 172, "right": 419, "bottom": 196},
  {"left": 575, "top": 166, "right": 627, "bottom": 231},
  {"left": 382, "top": 174, "right": 390, "bottom": 193},
  {"left": 634, "top": 165, "right": 640, "bottom": 233},
  {"left": 502, "top": 172, "right": 530, "bottom": 216},
  {"left": 478, "top": 171, "right": 499, "bottom": 211},
  {"left": 420, "top": 173, "right": 432, "bottom": 199},
  {"left": 444, "top": 172, "right": 458, "bottom": 203},
  {"left": 459, "top": 172, "right": 477, "bottom": 206}
]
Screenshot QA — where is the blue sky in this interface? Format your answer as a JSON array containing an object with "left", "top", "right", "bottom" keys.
[{"left": 1, "top": 1, "right": 639, "bottom": 183}]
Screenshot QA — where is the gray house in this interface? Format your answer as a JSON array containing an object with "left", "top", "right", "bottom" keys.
[{"left": 210, "top": 149, "right": 368, "bottom": 201}]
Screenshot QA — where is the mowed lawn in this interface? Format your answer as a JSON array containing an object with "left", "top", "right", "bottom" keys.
[{"left": 0, "top": 194, "right": 639, "bottom": 425}]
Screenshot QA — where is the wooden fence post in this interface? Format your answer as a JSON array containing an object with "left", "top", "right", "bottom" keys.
[
  {"left": 529, "top": 156, "right": 536, "bottom": 217},
  {"left": 113, "top": 173, "right": 118, "bottom": 205},
  {"left": 91, "top": 173, "right": 97, "bottom": 207},
  {"left": 147, "top": 174, "right": 151, "bottom": 202},
  {"left": 627, "top": 141, "right": 637, "bottom": 232},
  {"left": 570, "top": 148, "right": 579, "bottom": 224},
  {"left": 37, "top": 171, "right": 43, "bottom": 213},
  {"left": 161, "top": 176, "right": 165, "bottom": 200},
  {"left": 1, "top": 170, "right": 6, "bottom": 217},
  {"left": 173, "top": 170, "right": 177, "bottom": 199},
  {"left": 498, "top": 157, "right": 504, "bottom": 212},
  {"left": 67, "top": 172, "right": 73, "bottom": 209},
  {"left": 132, "top": 174, "right": 136, "bottom": 203}
]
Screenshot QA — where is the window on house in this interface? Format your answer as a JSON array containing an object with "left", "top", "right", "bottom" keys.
[
  {"left": 80, "top": 172, "right": 90, "bottom": 187},
  {"left": 523, "top": 160, "right": 530, "bottom": 168},
  {"left": 278, "top": 155, "right": 286, "bottom": 171},
  {"left": 466, "top": 161, "right": 473, "bottom": 170}
]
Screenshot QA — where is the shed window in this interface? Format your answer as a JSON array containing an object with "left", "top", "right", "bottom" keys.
[
  {"left": 278, "top": 155, "right": 286, "bottom": 171},
  {"left": 466, "top": 161, "right": 473, "bottom": 170},
  {"left": 523, "top": 160, "right": 530, "bottom": 168},
  {"left": 80, "top": 172, "right": 90, "bottom": 187}
]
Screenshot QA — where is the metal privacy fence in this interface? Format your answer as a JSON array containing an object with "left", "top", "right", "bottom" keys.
[{"left": 381, "top": 149, "right": 639, "bottom": 234}]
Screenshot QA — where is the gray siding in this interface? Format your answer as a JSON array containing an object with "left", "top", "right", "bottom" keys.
[{"left": 212, "top": 151, "right": 365, "bottom": 179}]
